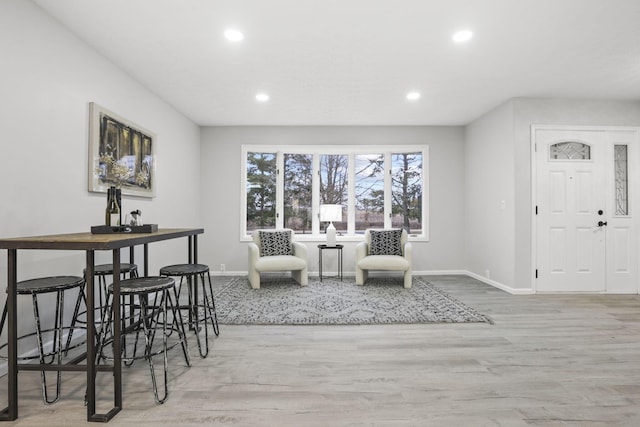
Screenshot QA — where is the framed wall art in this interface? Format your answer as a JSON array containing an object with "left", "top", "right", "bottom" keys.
[{"left": 88, "top": 102, "right": 156, "bottom": 198}]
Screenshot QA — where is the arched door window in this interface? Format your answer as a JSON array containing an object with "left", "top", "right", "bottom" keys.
[{"left": 549, "top": 141, "right": 591, "bottom": 160}]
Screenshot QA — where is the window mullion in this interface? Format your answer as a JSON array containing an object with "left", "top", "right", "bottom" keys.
[
  {"left": 384, "top": 151, "right": 392, "bottom": 228},
  {"left": 312, "top": 153, "right": 321, "bottom": 234},
  {"left": 276, "top": 152, "right": 284, "bottom": 228},
  {"left": 347, "top": 153, "right": 355, "bottom": 235}
]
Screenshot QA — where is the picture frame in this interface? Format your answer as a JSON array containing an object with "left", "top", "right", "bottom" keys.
[{"left": 88, "top": 102, "right": 156, "bottom": 198}]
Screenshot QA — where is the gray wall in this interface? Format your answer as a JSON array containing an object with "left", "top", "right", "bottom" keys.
[
  {"left": 199, "top": 126, "right": 466, "bottom": 276},
  {"left": 464, "top": 101, "right": 515, "bottom": 289},
  {"left": 0, "top": 0, "right": 202, "bottom": 350}
]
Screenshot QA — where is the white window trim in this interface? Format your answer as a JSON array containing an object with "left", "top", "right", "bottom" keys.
[{"left": 241, "top": 145, "right": 429, "bottom": 242}]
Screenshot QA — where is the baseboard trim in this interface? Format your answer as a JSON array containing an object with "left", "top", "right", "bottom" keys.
[
  {"left": 220, "top": 269, "right": 533, "bottom": 294},
  {"left": 463, "top": 271, "right": 534, "bottom": 295}
]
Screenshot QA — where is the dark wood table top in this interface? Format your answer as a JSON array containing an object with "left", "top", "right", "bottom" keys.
[{"left": 0, "top": 228, "right": 204, "bottom": 251}]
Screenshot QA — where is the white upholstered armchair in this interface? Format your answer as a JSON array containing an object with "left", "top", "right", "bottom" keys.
[
  {"left": 356, "top": 229, "right": 413, "bottom": 288},
  {"left": 248, "top": 229, "right": 308, "bottom": 289}
]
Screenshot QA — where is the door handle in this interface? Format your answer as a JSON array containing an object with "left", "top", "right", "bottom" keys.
[{"left": 598, "top": 221, "right": 608, "bottom": 227}]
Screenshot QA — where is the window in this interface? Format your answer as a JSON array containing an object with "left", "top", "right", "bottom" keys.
[
  {"left": 284, "top": 154, "right": 312, "bottom": 232},
  {"left": 355, "top": 154, "right": 384, "bottom": 233},
  {"left": 614, "top": 145, "right": 629, "bottom": 216},
  {"left": 245, "top": 152, "right": 276, "bottom": 230},
  {"left": 242, "top": 145, "right": 429, "bottom": 240},
  {"left": 549, "top": 141, "right": 591, "bottom": 160},
  {"left": 391, "top": 152, "right": 423, "bottom": 234}
]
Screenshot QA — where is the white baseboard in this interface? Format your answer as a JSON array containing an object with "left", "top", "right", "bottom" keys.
[
  {"left": 218, "top": 269, "right": 533, "bottom": 295},
  {"left": 463, "top": 270, "right": 534, "bottom": 295}
]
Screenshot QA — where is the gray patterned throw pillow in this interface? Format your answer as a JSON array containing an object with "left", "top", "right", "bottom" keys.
[
  {"left": 259, "top": 230, "right": 293, "bottom": 256},
  {"left": 369, "top": 229, "right": 403, "bottom": 256}
]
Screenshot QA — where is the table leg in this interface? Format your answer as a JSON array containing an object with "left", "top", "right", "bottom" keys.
[
  {"left": 87, "top": 250, "right": 122, "bottom": 422},
  {"left": 0, "top": 249, "right": 18, "bottom": 420},
  {"left": 85, "top": 251, "right": 96, "bottom": 418},
  {"left": 143, "top": 244, "right": 149, "bottom": 276},
  {"left": 193, "top": 235, "right": 198, "bottom": 264},
  {"left": 111, "top": 250, "right": 122, "bottom": 410}
]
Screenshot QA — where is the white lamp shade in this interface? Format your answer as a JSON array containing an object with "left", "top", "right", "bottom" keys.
[
  {"left": 320, "top": 204, "right": 342, "bottom": 222},
  {"left": 320, "top": 204, "right": 342, "bottom": 246}
]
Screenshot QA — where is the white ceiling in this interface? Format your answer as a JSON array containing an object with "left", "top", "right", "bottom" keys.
[{"left": 33, "top": 0, "right": 640, "bottom": 126}]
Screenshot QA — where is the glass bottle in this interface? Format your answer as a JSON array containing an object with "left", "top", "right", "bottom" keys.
[{"left": 105, "top": 186, "right": 120, "bottom": 226}]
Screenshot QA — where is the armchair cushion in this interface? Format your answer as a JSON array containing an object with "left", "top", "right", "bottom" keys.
[
  {"left": 258, "top": 230, "right": 293, "bottom": 256},
  {"left": 369, "top": 229, "right": 403, "bottom": 255}
]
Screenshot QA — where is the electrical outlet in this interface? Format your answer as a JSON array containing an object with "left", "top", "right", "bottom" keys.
[{"left": 220, "top": 264, "right": 226, "bottom": 273}]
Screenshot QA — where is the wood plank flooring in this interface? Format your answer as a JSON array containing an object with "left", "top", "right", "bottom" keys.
[{"left": 2, "top": 275, "right": 640, "bottom": 426}]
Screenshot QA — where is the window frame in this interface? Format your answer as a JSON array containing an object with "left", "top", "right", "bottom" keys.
[{"left": 241, "top": 145, "right": 429, "bottom": 242}]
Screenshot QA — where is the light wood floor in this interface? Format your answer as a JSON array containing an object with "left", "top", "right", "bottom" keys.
[{"left": 2, "top": 275, "right": 640, "bottom": 426}]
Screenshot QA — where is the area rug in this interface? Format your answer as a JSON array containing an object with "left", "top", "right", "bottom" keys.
[{"left": 213, "top": 276, "right": 492, "bottom": 325}]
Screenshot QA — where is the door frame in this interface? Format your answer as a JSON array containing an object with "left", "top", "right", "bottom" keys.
[{"left": 531, "top": 124, "right": 640, "bottom": 293}]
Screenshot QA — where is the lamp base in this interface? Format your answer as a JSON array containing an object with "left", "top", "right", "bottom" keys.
[{"left": 326, "top": 222, "right": 337, "bottom": 246}]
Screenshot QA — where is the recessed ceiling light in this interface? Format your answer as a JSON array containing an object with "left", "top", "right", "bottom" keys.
[
  {"left": 452, "top": 30, "right": 473, "bottom": 43},
  {"left": 256, "top": 93, "right": 269, "bottom": 102},
  {"left": 224, "top": 29, "right": 244, "bottom": 42},
  {"left": 406, "top": 92, "right": 421, "bottom": 101}
]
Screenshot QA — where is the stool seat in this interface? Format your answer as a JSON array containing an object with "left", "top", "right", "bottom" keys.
[
  {"left": 16, "top": 276, "right": 84, "bottom": 294},
  {"left": 87, "top": 263, "right": 138, "bottom": 276},
  {"left": 159, "top": 264, "right": 209, "bottom": 276},
  {"left": 109, "top": 276, "right": 175, "bottom": 294}
]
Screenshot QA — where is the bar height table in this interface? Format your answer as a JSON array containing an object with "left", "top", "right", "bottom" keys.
[{"left": 0, "top": 228, "right": 203, "bottom": 422}]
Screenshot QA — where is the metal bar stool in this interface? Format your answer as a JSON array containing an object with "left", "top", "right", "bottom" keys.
[
  {"left": 0, "top": 276, "right": 85, "bottom": 404},
  {"left": 159, "top": 264, "right": 219, "bottom": 358},
  {"left": 72, "top": 263, "right": 139, "bottom": 357},
  {"left": 83, "top": 263, "right": 138, "bottom": 323},
  {"left": 95, "top": 276, "right": 190, "bottom": 404}
]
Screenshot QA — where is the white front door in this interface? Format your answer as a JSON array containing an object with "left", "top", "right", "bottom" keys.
[{"left": 534, "top": 127, "right": 639, "bottom": 293}]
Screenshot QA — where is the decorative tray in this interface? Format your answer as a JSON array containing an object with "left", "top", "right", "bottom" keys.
[{"left": 91, "top": 224, "right": 158, "bottom": 234}]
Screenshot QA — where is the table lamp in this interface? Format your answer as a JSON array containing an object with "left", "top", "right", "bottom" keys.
[{"left": 320, "top": 204, "right": 342, "bottom": 246}]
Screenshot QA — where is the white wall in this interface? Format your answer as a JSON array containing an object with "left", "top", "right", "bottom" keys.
[
  {"left": 0, "top": 0, "right": 201, "bottom": 348},
  {"left": 200, "top": 126, "right": 466, "bottom": 276},
  {"left": 464, "top": 101, "right": 515, "bottom": 290}
]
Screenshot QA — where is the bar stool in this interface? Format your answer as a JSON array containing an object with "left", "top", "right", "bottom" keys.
[
  {"left": 159, "top": 264, "right": 219, "bottom": 358},
  {"left": 84, "top": 263, "right": 138, "bottom": 322},
  {"left": 95, "top": 276, "right": 190, "bottom": 404},
  {"left": 0, "top": 276, "right": 85, "bottom": 404}
]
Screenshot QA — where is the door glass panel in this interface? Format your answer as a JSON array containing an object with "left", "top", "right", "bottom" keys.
[
  {"left": 549, "top": 141, "right": 591, "bottom": 160},
  {"left": 614, "top": 145, "right": 629, "bottom": 215}
]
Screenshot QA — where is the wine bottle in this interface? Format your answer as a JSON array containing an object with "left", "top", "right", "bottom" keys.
[
  {"left": 106, "top": 186, "right": 120, "bottom": 226},
  {"left": 105, "top": 187, "right": 112, "bottom": 226}
]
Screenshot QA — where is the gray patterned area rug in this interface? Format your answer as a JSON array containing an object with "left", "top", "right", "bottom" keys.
[{"left": 214, "top": 276, "right": 492, "bottom": 325}]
